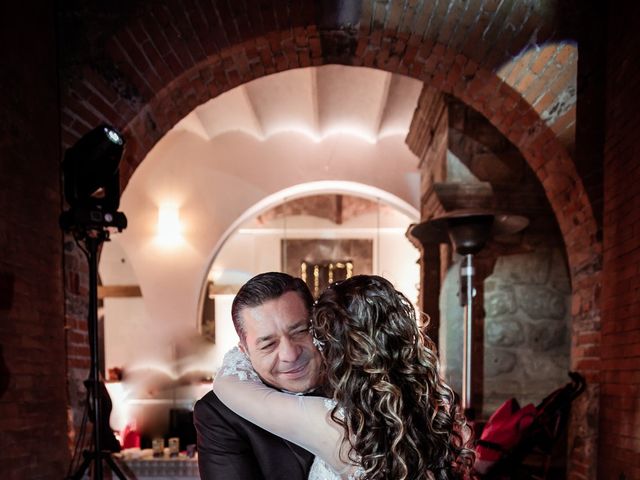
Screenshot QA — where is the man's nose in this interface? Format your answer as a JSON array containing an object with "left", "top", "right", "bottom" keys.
[{"left": 278, "top": 336, "right": 300, "bottom": 362}]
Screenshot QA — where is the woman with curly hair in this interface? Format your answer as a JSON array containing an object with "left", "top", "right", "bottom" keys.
[{"left": 214, "top": 275, "right": 474, "bottom": 479}]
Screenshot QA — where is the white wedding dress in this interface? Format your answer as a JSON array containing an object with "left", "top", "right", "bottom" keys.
[{"left": 213, "top": 348, "right": 364, "bottom": 480}]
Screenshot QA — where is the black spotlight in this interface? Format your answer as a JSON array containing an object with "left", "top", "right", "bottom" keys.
[
  {"left": 60, "top": 125, "right": 127, "bottom": 232},
  {"left": 60, "top": 125, "right": 128, "bottom": 480}
]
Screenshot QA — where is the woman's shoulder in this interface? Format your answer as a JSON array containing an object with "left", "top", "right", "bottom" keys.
[{"left": 218, "top": 346, "right": 261, "bottom": 382}]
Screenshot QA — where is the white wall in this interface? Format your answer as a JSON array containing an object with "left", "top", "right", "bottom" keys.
[{"left": 100, "top": 206, "right": 420, "bottom": 424}]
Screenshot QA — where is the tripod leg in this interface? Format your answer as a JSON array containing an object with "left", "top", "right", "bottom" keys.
[
  {"left": 67, "top": 451, "right": 93, "bottom": 480},
  {"left": 104, "top": 453, "right": 135, "bottom": 480}
]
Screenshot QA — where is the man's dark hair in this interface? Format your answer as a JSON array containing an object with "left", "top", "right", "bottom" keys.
[{"left": 231, "top": 272, "right": 314, "bottom": 343}]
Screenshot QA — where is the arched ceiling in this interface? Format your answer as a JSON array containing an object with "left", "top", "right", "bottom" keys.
[
  {"left": 174, "top": 65, "right": 422, "bottom": 143},
  {"left": 108, "top": 65, "right": 424, "bottom": 336}
]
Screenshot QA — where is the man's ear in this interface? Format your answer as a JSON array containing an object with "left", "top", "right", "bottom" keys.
[{"left": 238, "top": 341, "right": 247, "bottom": 354}]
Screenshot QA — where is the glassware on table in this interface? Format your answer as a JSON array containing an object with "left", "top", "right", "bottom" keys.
[
  {"left": 152, "top": 437, "right": 164, "bottom": 458},
  {"left": 168, "top": 437, "right": 180, "bottom": 457}
]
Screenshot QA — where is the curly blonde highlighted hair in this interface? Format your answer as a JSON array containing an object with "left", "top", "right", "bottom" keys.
[{"left": 313, "top": 275, "right": 474, "bottom": 479}]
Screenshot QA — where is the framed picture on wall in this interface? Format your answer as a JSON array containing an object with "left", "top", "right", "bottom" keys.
[
  {"left": 301, "top": 260, "right": 353, "bottom": 298},
  {"left": 281, "top": 239, "right": 373, "bottom": 298}
]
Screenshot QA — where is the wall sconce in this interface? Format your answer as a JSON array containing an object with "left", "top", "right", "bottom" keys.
[{"left": 156, "top": 203, "right": 183, "bottom": 246}]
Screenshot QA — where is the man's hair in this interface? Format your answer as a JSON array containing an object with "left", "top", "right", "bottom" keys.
[{"left": 231, "top": 272, "right": 314, "bottom": 343}]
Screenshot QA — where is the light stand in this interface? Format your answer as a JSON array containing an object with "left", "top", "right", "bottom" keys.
[
  {"left": 410, "top": 209, "right": 528, "bottom": 418},
  {"left": 61, "top": 125, "right": 129, "bottom": 480}
]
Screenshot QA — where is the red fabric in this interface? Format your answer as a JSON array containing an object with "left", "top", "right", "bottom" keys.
[
  {"left": 476, "top": 398, "right": 536, "bottom": 463},
  {"left": 121, "top": 423, "right": 141, "bottom": 449}
]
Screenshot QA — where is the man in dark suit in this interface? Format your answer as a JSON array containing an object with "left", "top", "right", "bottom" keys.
[{"left": 194, "top": 272, "right": 323, "bottom": 479}]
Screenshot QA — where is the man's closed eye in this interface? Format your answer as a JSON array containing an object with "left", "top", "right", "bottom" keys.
[{"left": 260, "top": 342, "right": 276, "bottom": 352}]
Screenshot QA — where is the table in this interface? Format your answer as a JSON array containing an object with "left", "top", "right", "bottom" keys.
[{"left": 117, "top": 448, "right": 199, "bottom": 479}]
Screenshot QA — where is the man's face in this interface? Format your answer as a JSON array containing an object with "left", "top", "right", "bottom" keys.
[{"left": 239, "top": 290, "right": 322, "bottom": 393}]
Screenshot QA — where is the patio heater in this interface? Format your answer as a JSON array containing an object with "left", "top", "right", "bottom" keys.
[{"left": 410, "top": 209, "right": 528, "bottom": 417}]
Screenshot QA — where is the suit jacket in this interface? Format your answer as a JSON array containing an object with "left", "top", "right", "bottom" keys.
[{"left": 194, "top": 390, "right": 314, "bottom": 479}]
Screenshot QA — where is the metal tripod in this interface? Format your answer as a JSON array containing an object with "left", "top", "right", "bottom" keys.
[{"left": 66, "top": 231, "right": 127, "bottom": 480}]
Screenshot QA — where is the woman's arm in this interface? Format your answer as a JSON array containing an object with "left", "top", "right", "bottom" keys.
[{"left": 213, "top": 348, "right": 351, "bottom": 474}]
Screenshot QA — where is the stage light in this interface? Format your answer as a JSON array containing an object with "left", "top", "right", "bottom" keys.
[
  {"left": 60, "top": 124, "right": 127, "bottom": 232},
  {"left": 63, "top": 124, "right": 123, "bottom": 210}
]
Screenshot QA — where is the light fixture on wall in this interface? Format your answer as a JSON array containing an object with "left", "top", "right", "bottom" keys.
[{"left": 156, "top": 203, "right": 183, "bottom": 247}]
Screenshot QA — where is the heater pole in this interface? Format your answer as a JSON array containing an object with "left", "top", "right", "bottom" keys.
[{"left": 461, "top": 254, "right": 474, "bottom": 417}]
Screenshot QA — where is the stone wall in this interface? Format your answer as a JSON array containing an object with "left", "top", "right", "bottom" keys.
[
  {"left": 440, "top": 247, "right": 571, "bottom": 416},
  {"left": 483, "top": 248, "right": 571, "bottom": 414}
]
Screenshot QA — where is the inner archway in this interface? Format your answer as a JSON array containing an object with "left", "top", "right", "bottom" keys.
[{"left": 198, "top": 188, "right": 420, "bottom": 372}]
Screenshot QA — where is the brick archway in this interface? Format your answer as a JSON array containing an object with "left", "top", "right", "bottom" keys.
[
  {"left": 109, "top": 34, "right": 599, "bottom": 277},
  {"left": 61, "top": 18, "right": 601, "bottom": 479}
]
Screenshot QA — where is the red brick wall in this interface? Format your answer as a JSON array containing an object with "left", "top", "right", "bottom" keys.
[
  {"left": 0, "top": 3, "right": 627, "bottom": 478},
  {"left": 0, "top": 5, "right": 69, "bottom": 479},
  {"left": 56, "top": 2, "right": 603, "bottom": 478},
  {"left": 598, "top": 3, "right": 640, "bottom": 479},
  {"left": 64, "top": 242, "right": 92, "bottom": 449}
]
